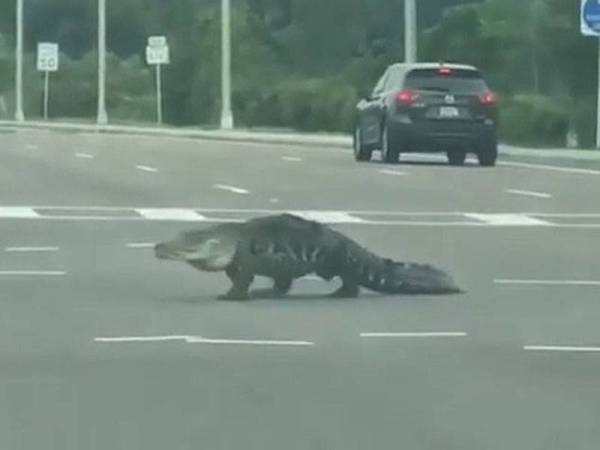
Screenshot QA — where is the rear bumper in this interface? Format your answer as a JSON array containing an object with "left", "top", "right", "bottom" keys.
[{"left": 388, "top": 116, "right": 496, "bottom": 152}]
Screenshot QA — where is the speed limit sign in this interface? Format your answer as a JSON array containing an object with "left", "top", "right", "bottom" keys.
[{"left": 37, "top": 43, "right": 59, "bottom": 72}]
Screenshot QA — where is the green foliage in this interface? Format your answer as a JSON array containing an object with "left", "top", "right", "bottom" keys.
[
  {"left": 0, "top": 0, "right": 596, "bottom": 146},
  {"left": 571, "top": 100, "right": 596, "bottom": 149},
  {"left": 500, "top": 94, "right": 570, "bottom": 148}
]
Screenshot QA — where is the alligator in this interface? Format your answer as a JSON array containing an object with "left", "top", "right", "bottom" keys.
[{"left": 154, "top": 213, "right": 463, "bottom": 300}]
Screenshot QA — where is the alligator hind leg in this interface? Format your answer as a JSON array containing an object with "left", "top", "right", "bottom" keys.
[
  {"left": 272, "top": 276, "right": 293, "bottom": 296},
  {"left": 218, "top": 264, "right": 254, "bottom": 301}
]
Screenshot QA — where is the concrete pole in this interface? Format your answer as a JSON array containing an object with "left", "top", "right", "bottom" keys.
[
  {"left": 43, "top": 71, "right": 49, "bottom": 120},
  {"left": 97, "top": 0, "right": 108, "bottom": 125},
  {"left": 15, "top": 0, "right": 24, "bottom": 122},
  {"left": 220, "top": 0, "right": 233, "bottom": 129},
  {"left": 156, "top": 64, "right": 163, "bottom": 125},
  {"left": 405, "top": 0, "right": 417, "bottom": 63},
  {"left": 597, "top": 38, "right": 600, "bottom": 149}
]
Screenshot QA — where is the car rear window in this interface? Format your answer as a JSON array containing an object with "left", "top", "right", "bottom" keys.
[{"left": 403, "top": 69, "right": 488, "bottom": 94}]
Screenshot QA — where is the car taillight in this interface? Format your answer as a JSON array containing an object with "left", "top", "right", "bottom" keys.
[
  {"left": 439, "top": 67, "right": 453, "bottom": 76},
  {"left": 479, "top": 91, "right": 497, "bottom": 107},
  {"left": 396, "top": 90, "right": 418, "bottom": 106}
]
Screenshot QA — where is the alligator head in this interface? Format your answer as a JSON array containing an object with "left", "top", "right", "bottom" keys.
[{"left": 154, "top": 224, "right": 240, "bottom": 271}]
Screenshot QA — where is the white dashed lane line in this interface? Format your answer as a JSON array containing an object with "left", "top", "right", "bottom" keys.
[
  {"left": 379, "top": 169, "right": 409, "bottom": 176},
  {"left": 500, "top": 161, "right": 600, "bottom": 175},
  {"left": 135, "top": 165, "right": 159, "bottom": 173},
  {"left": 360, "top": 332, "right": 468, "bottom": 338},
  {"left": 281, "top": 156, "right": 303, "bottom": 162},
  {"left": 213, "top": 184, "right": 250, "bottom": 195},
  {"left": 5, "top": 246, "right": 59, "bottom": 252},
  {"left": 95, "top": 335, "right": 315, "bottom": 347},
  {"left": 75, "top": 153, "right": 94, "bottom": 159},
  {"left": 506, "top": 189, "right": 552, "bottom": 199},
  {"left": 0, "top": 270, "right": 66, "bottom": 276},
  {"left": 495, "top": 279, "right": 600, "bottom": 286},
  {"left": 524, "top": 346, "right": 600, "bottom": 353},
  {"left": 126, "top": 242, "right": 156, "bottom": 249}
]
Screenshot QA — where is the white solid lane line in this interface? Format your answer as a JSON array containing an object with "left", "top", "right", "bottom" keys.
[
  {"left": 75, "top": 153, "right": 94, "bottom": 159},
  {"left": 135, "top": 165, "right": 159, "bottom": 173},
  {"left": 213, "top": 184, "right": 250, "bottom": 194},
  {"left": 288, "top": 211, "right": 367, "bottom": 223},
  {"left": 95, "top": 335, "right": 314, "bottom": 346},
  {"left": 506, "top": 189, "right": 552, "bottom": 199},
  {"left": 464, "top": 213, "right": 551, "bottom": 226},
  {"left": 126, "top": 243, "right": 156, "bottom": 248},
  {"left": 499, "top": 161, "right": 600, "bottom": 175},
  {"left": 95, "top": 335, "right": 189, "bottom": 343},
  {"left": 360, "top": 332, "right": 468, "bottom": 338},
  {"left": 281, "top": 156, "right": 303, "bottom": 162},
  {"left": 0, "top": 270, "right": 66, "bottom": 276},
  {"left": 0, "top": 207, "right": 40, "bottom": 218},
  {"left": 379, "top": 169, "right": 409, "bottom": 176},
  {"left": 495, "top": 279, "right": 600, "bottom": 286},
  {"left": 5, "top": 246, "right": 59, "bottom": 252},
  {"left": 136, "top": 209, "right": 207, "bottom": 221},
  {"left": 524, "top": 346, "right": 600, "bottom": 353}
]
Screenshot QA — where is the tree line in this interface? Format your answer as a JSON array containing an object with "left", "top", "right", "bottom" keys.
[{"left": 0, "top": 0, "right": 595, "bottom": 147}]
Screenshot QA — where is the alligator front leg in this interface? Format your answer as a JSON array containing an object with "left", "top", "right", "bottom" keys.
[
  {"left": 218, "top": 264, "right": 254, "bottom": 300},
  {"left": 272, "top": 276, "right": 294, "bottom": 296}
]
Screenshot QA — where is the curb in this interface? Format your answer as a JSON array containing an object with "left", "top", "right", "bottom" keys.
[
  {"left": 3, "top": 120, "right": 600, "bottom": 160},
  {"left": 0, "top": 120, "right": 352, "bottom": 149}
]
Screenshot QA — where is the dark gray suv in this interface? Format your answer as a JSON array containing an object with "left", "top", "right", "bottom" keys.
[{"left": 353, "top": 62, "right": 499, "bottom": 166}]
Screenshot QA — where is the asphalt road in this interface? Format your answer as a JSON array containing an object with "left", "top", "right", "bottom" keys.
[{"left": 1, "top": 128, "right": 600, "bottom": 450}]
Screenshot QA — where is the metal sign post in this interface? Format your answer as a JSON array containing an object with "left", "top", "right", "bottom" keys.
[
  {"left": 581, "top": 0, "right": 600, "bottom": 148},
  {"left": 146, "top": 36, "right": 169, "bottom": 125},
  {"left": 36, "top": 43, "right": 59, "bottom": 120}
]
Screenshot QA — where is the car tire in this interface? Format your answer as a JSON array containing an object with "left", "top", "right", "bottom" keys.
[
  {"left": 381, "top": 123, "right": 400, "bottom": 164},
  {"left": 353, "top": 126, "right": 372, "bottom": 162},
  {"left": 447, "top": 150, "right": 467, "bottom": 166},
  {"left": 477, "top": 135, "right": 498, "bottom": 167}
]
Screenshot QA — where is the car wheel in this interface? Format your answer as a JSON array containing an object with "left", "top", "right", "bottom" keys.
[
  {"left": 353, "top": 126, "right": 372, "bottom": 162},
  {"left": 477, "top": 136, "right": 498, "bottom": 167},
  {"left": 447, "top": 150, "right": 467, "bottom": 166},
  {"left": 381, "top": 123, "right": 400, "bottom": 164}
]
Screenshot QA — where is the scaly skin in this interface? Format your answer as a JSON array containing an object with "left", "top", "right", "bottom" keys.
[{"left": 155, "top": 214, "right": 463, "bottom": 300}]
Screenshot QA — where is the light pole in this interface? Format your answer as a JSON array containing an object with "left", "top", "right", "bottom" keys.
[
  {"left": 405, "top": 0, "right": 417, "bottom": 63},
  {"left": 97, "top": 0, "right": 108, "bottom": 125},
  {"left": 220, "top": 0, "right": 233, "bottom": 129},
  {"left": 14, "top": 0, "right": 24, "bottom": 122}
]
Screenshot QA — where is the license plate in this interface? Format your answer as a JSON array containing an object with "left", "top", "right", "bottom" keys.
[{"left": 439, "top": 106, "right": 459, "bottom": 118}]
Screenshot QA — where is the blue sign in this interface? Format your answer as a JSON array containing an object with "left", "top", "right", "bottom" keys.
[{"left": 582, "top": 0, "right": 600, "bottom": 36}]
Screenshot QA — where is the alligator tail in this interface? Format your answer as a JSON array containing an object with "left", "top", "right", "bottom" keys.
[{"left": 357, "top": 258, "right": 463, "bottom": 295}]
